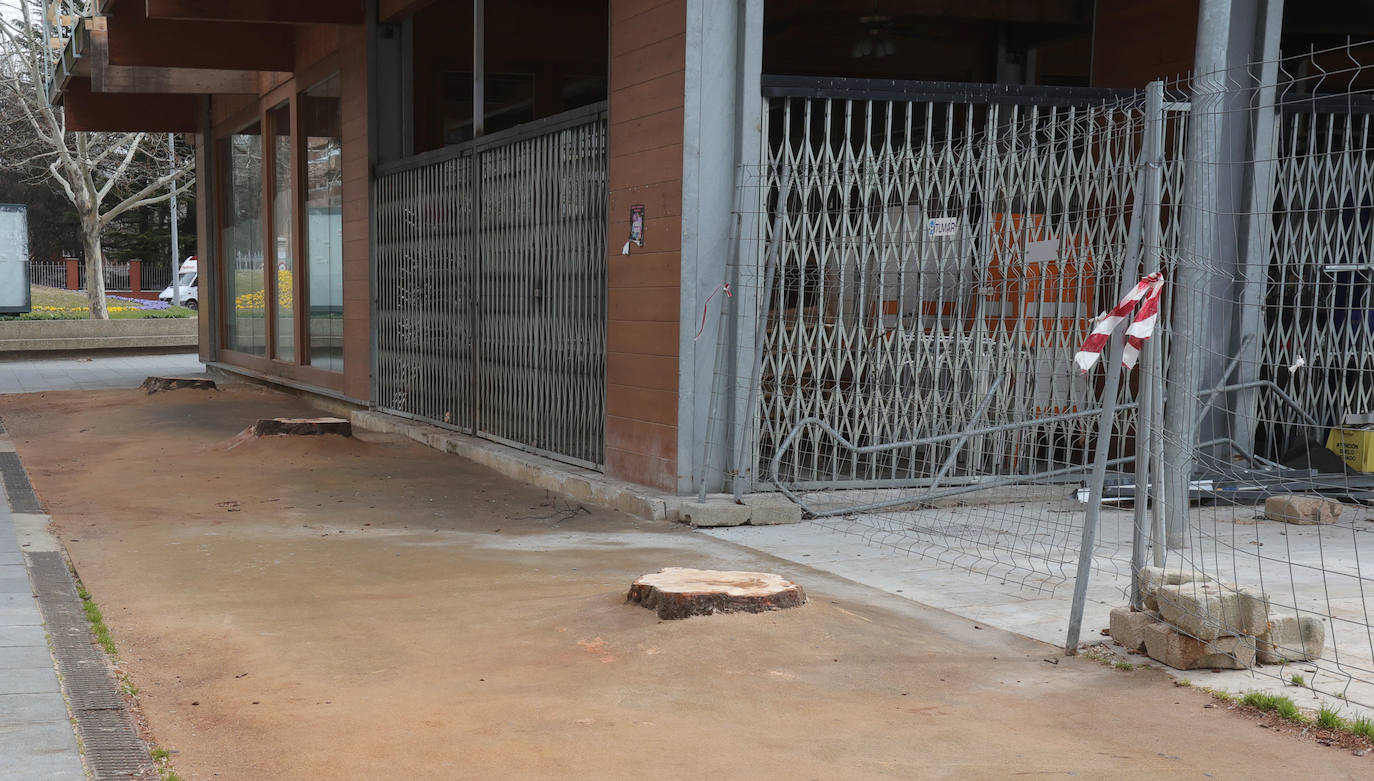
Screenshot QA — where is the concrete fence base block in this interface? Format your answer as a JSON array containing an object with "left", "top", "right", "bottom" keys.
[
  {"left": 1142, "top": 622, "right": 1256, "bottom": 670},
  {"left": 1263, "top": 495, "right": 1344, "bottom": 525},
  {"left": 1109, "top": 606, "right": 1160, "bottom": 653},
  {"left": 1155, "top": 581, "right": 1269, "bottom": 641},
  {"left": 1258, "top": 614, "right": 1326, "bottom": 664}
]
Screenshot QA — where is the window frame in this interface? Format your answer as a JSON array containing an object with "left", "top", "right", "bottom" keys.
[{"left": 211, "top": 57, "right": 344, "bottom": 386}]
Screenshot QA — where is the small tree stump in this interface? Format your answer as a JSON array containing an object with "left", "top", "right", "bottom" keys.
[
  {"left": 627, "top": 567, "right": 805, "bottom": 620},
  {"left": 251, "top": 417, "right": 352, "bottom": 437},
  {"left": 141, "top": 376, "right": 216, "bottom": 394}
]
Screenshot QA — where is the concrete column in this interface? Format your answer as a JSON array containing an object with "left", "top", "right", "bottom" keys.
[{"left": 678, "top": 0, "right": 764, "bottom": 496}]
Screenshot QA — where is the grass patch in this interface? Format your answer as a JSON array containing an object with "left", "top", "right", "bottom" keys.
[
  {"left": 1351, "top": 716, "right": 1374, "bottom": 740},
  {"left": 1239, "top": 691, "right": 1304, "bottom": 722},
  {"left": 5, "top": 286, "right": 196, "bottom": 320},
  {"left": 1113, "top": 660, "right": 1136, "bottom": 672},
  {"left": 150, "top": 747, "right": 170, "bottom": 762},
  {"left": 1316, "top": 707, "right": 1346, "bottom": 730},
  {"left": 1080, "top": 646, "right": 1138, "bottom": 671},
  {"left": 75, "top": 585, "right": 116, "bottom": 656},
  {"left": 1289, "top": 673, "right": 1306, "bottom": 687}
]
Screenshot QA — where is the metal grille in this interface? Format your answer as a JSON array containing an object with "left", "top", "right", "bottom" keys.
[
  {"left": 374, "top": 104, "right": 607, "bottom": 468},
  {"left": 754, "top": 84, "right": 1175, "bottom": 489},
  {"left": 1260, "top": 109, "right": 1374, "bottom": 456}
]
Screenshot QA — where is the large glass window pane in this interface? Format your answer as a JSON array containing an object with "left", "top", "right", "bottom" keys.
[
  {"left": 221, "top": 122, "right": 264, "bottom": 355},
  {"left": 269, "top": 103, "right": 294, "bottom": 362},
  {"left": 302, "top": 75, "right": 343, "bottom": 372}
]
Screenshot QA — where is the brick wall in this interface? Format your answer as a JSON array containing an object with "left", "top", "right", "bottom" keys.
[{"left": 605, "top": 0, "right": 687, "bottom": 492}]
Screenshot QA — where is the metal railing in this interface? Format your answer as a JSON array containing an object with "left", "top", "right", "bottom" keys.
[
  {"left": 76, "top": 261, "right": 131, "bottom": 292},
  {"left": 374, "top": 102, "right": 608, "bottom": 468}
]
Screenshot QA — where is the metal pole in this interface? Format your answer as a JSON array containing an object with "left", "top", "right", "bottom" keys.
[
  {"left": 1066, "top": 103, "right": 1150, "bottom": 651},
  {"left": 1131, "top": 80, "right": 1166, "bottom": 607},
  {"left": 730, "top": 165, "right": 790, "bottom": 499},
  {"left": 1232, "top": 0, "right": 1285, "bottom": 459},
  {"left": 1064, "top": 328, "right": 1129, "bottom": 654},
  {"left": 1162, "top": 0, "right": 1233, "bottom": 550},
  {"left": 168, "top": 133, "right": 182, "bottom": 307}
]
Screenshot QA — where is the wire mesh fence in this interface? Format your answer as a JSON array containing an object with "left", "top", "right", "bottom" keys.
[{"left": 701, "top": 41, "right": 1374, "bottom": 716}]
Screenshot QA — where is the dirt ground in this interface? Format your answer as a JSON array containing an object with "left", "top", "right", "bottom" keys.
[{"left": 2, "top": 384, "right": 1368, "bottom": 780}]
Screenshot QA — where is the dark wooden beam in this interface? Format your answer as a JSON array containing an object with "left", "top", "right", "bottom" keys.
[
  {"left": 106, "top": 1, "right": 294, "bottom": 71},
  {"left": 144, "top": 0, "right": 364, "bottom": 25},
  {"left": 62, "top": 78, "right": 198, "bottom": 131},
  {"left": 379, "top": 0, "right": 440, "bottom": 24},
  {"left": 91, "top": 28, "right": 288, "bottom": 94}
]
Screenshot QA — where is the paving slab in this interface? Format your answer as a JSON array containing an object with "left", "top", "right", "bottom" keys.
[
  {"left": 0, "top": 624, "right": 45, "bottom": 647},
  {"left": 0, "top": 720, "right": 86, "bottom": 781}
]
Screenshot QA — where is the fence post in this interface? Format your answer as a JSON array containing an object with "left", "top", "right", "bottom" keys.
[
  {"left": 1162, "top": 0, "right": 1233, "bottom": 550},
  {"left": 1066, "top": 107, "right": 1150, "bottom": 653},
  {"left": 1131, "top": 81, "right": 1166, "bottom": 607},
  {"left": 129, "top": 260, "right": 142, "bottom": 295},
  {"left": 64, "top": 258, "right": 78, "bottom": 290}
]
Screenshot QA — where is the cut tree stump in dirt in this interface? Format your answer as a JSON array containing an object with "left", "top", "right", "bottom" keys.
[
  {"left": 141, "top": 376, "right": 216, "bottom": 394},
  {"left": 251, "top": 417, "right": 352, "bottom": 437},
  {"left": 627, "top": 567, "right": 805, "bottom": 620}
]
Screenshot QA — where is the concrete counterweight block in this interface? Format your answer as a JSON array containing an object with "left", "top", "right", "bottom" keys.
[
  {"left": 1155, "top": 581, "right": 1269, "bottom": 642},
  {"left": 1141, "top": 622, "right": 1257, "bottom": 670},
  {"left": 1109, "top": 606, "right": 1160, "bottom": 653},
  {"left": 1258, "top": 614, "right": 1326, "bottom": 664}
]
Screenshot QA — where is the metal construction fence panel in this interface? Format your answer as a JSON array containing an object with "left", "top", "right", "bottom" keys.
[
  {"left": 373, "top": 103, "right": 608, "bottom": 468},
  {"left": 708, "top": 44, "right": 1374, "bottom": 719}
]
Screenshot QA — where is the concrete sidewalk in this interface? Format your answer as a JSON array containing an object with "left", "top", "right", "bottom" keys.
[
  {"left": 0, "top": 493, "right": 84, "bottom": 780},
  {"left": 0, "top": 351, "right": 204, "bottom": 394}
]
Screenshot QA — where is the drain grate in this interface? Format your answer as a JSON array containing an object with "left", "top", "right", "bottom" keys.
[
  {"left": 0, "top": 450, "right": 42, "bottom": 513},
  {"left": 0, "top": 415, "right": 8, "bottom": 434},
  {"left": 26, "top": 551, "right": 154, "bottom": 780}
]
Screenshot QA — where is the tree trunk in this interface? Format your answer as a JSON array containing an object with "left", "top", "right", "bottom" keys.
[{"left": 80, "top": 217, "right": 108, "bottom": 320}]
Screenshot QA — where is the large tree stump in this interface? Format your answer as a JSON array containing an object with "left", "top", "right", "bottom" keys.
[
  {"left": 627, "top": 567, "right": 805, "bottom": 620},
  {"left": 141, "top": 376, "right": 216, "bottom": 394}
]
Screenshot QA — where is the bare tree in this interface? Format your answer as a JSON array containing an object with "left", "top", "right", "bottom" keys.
[{"left": 0, "top": 0, "right": 193, "bottom": 319}]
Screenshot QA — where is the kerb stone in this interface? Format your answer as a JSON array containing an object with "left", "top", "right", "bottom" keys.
[
  {"left": 1258, "top": 614, "right": 1326, "bottom": 664},
  {"left": 1263, "top": 495, "right": 1344, "bottom": 525},
  {"left": 682, "top": 501, "right": 752, "bottom": 528},
  {"left": 743, "top": 495, "right": 802, "bottom": 525},
  {"left": 1156, "top": 582, "right": 1269, "bottom": 641},
  {"left": 1138, "top": 566, "right": 1206, "bottom": 612},
  {"left": 1141, "top": 622, "right": 1256, "bottom": 670},
  {"left": 1109, "top": 606, "right": 1159, "bottom": 653}
]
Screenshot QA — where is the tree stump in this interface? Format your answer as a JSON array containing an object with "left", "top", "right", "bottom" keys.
[
  {"left": 251, "top": 417, "right": 352, "bottom": 437},
  {"left": 627, "top": 567, "right": 805, "bottom": 620},
  {"left": 141, "top": 376, "right": 216, "bottom": 394}
]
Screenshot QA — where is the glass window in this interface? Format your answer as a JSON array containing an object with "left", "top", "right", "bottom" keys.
[
  {"left": 302, "top": 75, "right": 343, "bottom": 372},
  {"left": 269, "top": 103, "right": 294, "bottom": 362},
  {"left": 221, "top": 122, "right": 264, "bottom": 355}
]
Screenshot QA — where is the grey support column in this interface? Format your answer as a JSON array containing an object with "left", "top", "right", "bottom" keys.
[{"left": 679, "top": 0, "right": 764, "bottom": 496}]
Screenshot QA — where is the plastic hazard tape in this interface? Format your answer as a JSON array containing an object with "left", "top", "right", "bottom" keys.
[{"left": 1074, "top": 271, "right": 1165, "bottom": 373}]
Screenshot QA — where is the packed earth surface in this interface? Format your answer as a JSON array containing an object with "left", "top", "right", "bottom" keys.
[{"left": 2, "top": 385, "right": 1369, "bottom": 779}]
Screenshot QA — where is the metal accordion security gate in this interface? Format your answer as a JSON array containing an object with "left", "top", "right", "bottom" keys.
[{"left": 373, "top": 103, "right": 608, "bottom": 468}]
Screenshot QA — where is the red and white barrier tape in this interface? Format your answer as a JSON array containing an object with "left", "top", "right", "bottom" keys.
[{"left": 1073, "top": 271, "right": 1165, "bottom": 373}]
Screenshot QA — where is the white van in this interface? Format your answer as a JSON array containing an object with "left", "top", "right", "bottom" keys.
[{"left": 158, "top": 256, "right": 198, "bottom": 309}]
